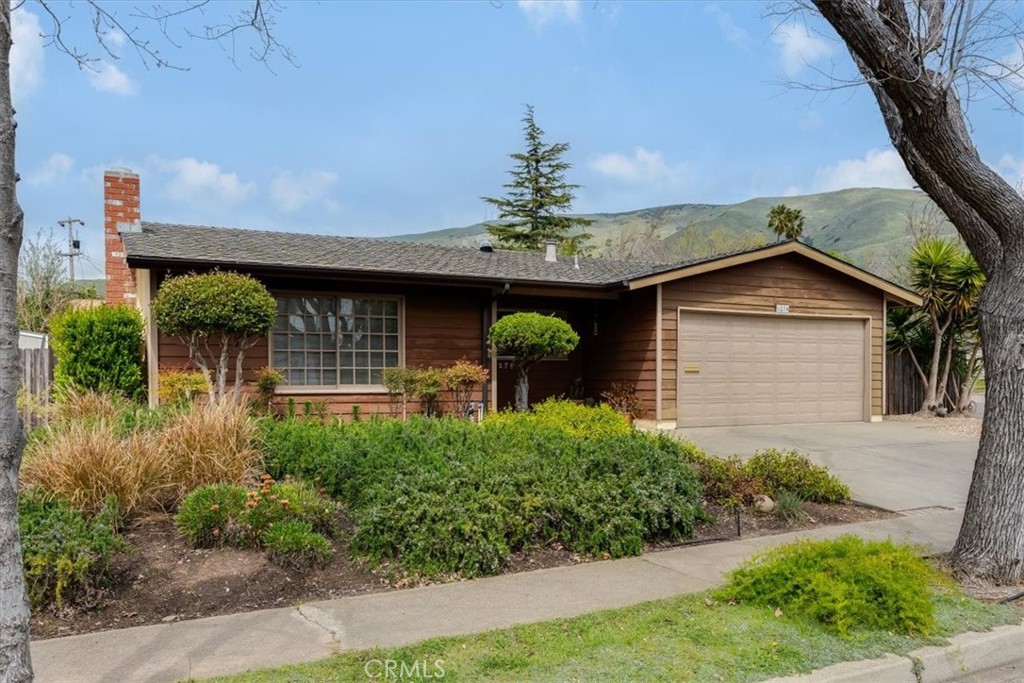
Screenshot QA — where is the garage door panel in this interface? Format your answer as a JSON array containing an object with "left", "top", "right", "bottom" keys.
[{"left": 678, "top": 312, "right": 865, "bottom": 428}]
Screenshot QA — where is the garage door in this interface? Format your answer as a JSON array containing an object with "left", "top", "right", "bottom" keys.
[{"left": 677, "top": 312, "right": 866, "bottom": 428}]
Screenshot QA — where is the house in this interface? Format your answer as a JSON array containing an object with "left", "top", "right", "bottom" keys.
[{"left": 104, "top": 168, "right": 922, "bottom": 428}]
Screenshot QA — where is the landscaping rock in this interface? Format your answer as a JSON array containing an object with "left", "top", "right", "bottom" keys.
[{"left": 754, "top": 495, "right": 776, "bottom": 513}]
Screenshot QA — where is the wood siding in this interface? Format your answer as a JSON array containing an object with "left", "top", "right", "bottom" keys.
[
  {"left": 155, "top": 274, "right": 488, "bottom": 418},
  {"left": 659, "top": 253, "right": 885, "bottom": 422},
  {"left": 588, "top": 288, "right": 658, "bottom": 417}
]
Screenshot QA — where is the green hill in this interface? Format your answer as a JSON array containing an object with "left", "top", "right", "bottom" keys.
[{"left": 389, "top": 188, "right": 957, "bottom": 279}]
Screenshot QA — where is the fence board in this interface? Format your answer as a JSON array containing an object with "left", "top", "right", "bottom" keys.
[{"left": 20, "top": 347, "right": 54, "bottom": 425}]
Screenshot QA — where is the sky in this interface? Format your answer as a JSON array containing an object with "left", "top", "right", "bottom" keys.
[{"left": 12, "top": 0, "right": 1024, "bottom": 279}]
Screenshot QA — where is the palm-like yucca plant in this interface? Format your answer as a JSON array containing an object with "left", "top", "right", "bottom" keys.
[
  {"left": 906, "top": 238, "right": 986, "bottom": 411},
  {"left": 767, "top": 204, "right": 806, "bottom": 241}
]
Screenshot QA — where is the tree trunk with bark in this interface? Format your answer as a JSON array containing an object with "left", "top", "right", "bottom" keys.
[
  {"left": 514, "top": 364, "right": 530, "bottom": 412},
  {"left": 0, "top": 3, "right": 32, "bottom": 680},
  {"left": 951, "top": 274, "right": 1024, "bottom": 581},
  {"left": 811, "top": 0, "right": 1024, "bottom": 582}
]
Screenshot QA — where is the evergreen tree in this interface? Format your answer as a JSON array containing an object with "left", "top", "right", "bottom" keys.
[{"left": 483, "top": 105, "right": 594, "bottom": 253}]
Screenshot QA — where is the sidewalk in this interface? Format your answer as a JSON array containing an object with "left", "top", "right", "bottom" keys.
[{"left": 30, "top": 507, "right": 963, "bottom": 683}]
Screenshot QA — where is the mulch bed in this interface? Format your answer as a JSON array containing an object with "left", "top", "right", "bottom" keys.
[{"left": 30, "top": 501, "right": 894, "bottom": 640}]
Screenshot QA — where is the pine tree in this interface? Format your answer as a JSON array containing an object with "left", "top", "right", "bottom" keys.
[{"left": 483, "top": 105, "right": 594, "bottom": 253}]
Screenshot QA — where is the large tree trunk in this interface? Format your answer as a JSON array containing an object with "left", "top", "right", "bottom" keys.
[
  {"left": 514, "top": 365, "right": 530, "bottom": 412},
  {"left": 951, "top": 275, "right": 1024, "bottom": 582},
  {"left": 0, "top": 3, "right": 32, "bottom": 680}
]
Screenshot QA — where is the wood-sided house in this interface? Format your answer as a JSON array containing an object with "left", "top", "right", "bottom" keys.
[{"left": 104, "top": 168, "right": 921, "bottom": 428}]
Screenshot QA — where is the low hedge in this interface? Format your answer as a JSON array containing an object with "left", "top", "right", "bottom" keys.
[{"left": 261, "top": 414, "right": 705, "bottom": 578}]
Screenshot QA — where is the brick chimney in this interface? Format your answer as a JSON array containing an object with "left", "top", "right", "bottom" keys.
[{"left": 104, "top": 168, "right": 140, "bottom": 305}]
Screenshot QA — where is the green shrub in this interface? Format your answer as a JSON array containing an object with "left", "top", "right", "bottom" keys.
[
  {"left": 158, "top": 370, "right": 209, "bottom": 405},
  {"left": 261, "top": 416, "right": 704, "bottom": 579},
  {"left": 264, "top": 520, "right": 334, "bottom": 569},
  {"left": 240, "top": 476, "right": 335, "bottom": 542},
  {"left": 174, "top": 483, "right": 248, "bottom": 547},
  {"left": 484, "top": 399, "right": 631, "bottom": 440},
  {"left": 51, "top": 304, "right": 145, "bottom": 400},
  {"left": 681, "top": 448, "right": 762, "bottom": 507},
  {"left": 716, "top": 536, "right": 942, "bottom": 637},
  {"left": 745, "top": 449, "right": 850, "bottom": 503},
  {"left": 19, "top": 488, "right": 126, "bottom": 608},
  {"left": 773, "top": 490, "right": 806, "bottom": 522}
]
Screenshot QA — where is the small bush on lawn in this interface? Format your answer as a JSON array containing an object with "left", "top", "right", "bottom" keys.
[
  {"left": 261, "top": 416, "right": 704, "bottom": 579},
  {"left": 19, "top": 487, "right": 126, "bottom": 608},
  {"left": 483, "top": 398, "right": 631, "bottom": 440},
  {"left": 716, "top": 536, "right": 942, "bottom": 637},
  {"left": 745, "top": 449, "right": 850, "bottom": 503},
  {"left": 174, "top": 483, "right": 248, "bottom": 547},
  {"left": 263, "top": 520, "right": 334, "bottom": 569}
]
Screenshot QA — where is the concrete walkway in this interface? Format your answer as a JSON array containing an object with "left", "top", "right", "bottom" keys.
[
  {"left": 30, "top": 507, "right": 964, "bottom": 683},
  {"left": 679, "top": 421, "right": 979, "bottom": 511}
]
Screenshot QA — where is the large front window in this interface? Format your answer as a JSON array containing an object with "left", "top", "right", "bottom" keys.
[{"left": 272, "top": 295, "right": 401, "bottom": 388}]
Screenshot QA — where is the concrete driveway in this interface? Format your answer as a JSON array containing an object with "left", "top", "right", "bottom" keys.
[{"left": 677, "top": 420, "right": 980, "bottom": 512}]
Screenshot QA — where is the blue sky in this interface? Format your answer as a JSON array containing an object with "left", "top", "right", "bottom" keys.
[{"left": 12, "top": 0, "right": 1024, "bottom": 278}]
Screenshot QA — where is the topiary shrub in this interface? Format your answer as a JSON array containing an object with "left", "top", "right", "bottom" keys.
[
  {"left": 174, "top": 483, "right": 248, "bottom": 547},
  {"left": 19, "top": 487, "right": 126, "bottom": 608},
  {"left": 488, "top": 312, "right": 579, "bottom": 411},
  {"left": 50, "top": 304, "right": 145, "bottom": 400},
  {"left": 744, "top": 449, "right": 851, "bottom": 503},
  {"left": 152, "top": 271, "right": 275, "bottom": 403},
  {"left": 264, "top": 520, "right": 333, "bottom": 569},
  {"left": 716, "top": 536, "right": 943, "bottom": 637}
]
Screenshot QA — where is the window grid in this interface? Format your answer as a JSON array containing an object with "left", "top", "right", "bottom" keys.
[{"left": 272, "top": 295, "right": 401, "bottom": 388}]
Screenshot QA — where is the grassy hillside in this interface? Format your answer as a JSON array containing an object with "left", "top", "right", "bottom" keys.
[{"left": 389, "top": 187, "right": 957, "bottom": 278}]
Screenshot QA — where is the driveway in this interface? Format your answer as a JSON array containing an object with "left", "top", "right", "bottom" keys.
[{"left": 677, "top": 420, "right": 979, "bottom": 512}]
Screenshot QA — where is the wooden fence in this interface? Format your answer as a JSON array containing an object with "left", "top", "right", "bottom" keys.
[
  {"left": 886, "top": 349, "right": 965, "bottom": 415},
  {"left": 20, "top": 347, "right": 54, "bottom": 424}
]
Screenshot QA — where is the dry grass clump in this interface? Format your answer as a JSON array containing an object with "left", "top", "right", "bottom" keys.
[
  {"left": 22, "top": 400, "right": 262, "bottom": 517},
  {"left": 53, "top": 389, "right": 128, "bottom": 422}
]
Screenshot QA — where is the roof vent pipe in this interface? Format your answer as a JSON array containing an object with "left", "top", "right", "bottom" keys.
[
  {"left": 479, "top": 239, "right": 494, "bottom": 253},
  {"left": 544, "top": 239, "right": 558, "bottom": 263}
]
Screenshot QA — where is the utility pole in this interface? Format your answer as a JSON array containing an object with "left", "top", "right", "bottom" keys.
[{"left": 57, "top": 217, "right": 84, "bottom": 283}]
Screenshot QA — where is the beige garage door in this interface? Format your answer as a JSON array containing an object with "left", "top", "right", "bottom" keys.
[{"left": 677, "top": 312, "right": 866, "bottom": 428}]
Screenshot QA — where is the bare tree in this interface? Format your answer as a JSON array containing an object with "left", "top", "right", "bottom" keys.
[
  {"left": 0, "top": 3, "right": 290, "bottom": 681},
  {"left": 807, "top": 0, "right": 1024, "bottom": 582},
  {"left": 17, "top": 231, "right": 76, "bottom": 333}
]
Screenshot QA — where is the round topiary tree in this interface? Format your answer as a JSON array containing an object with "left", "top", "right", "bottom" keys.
[
  {"left": 152, "top": 271, "right": 276, "bottom": 403},
  {"left": 488, "top": 312, "right": 579, "bottom": 412}
]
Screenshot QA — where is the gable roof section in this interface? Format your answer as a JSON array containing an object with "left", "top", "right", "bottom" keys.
[
  {"left": 122, "top": 223, "right": 921, "bottom": 306},
  {"left": 123, "top": 222, "right": 656, "bottom": 288},
  {"left": 626, "top": 240, "right": 923, "bottom": 307}
]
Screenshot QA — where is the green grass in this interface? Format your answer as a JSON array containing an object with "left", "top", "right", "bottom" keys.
[{"left": 195, "top": 589, "right": 1019, "bottom": 683}]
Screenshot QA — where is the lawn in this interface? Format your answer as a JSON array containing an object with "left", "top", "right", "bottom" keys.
[{"left": 196, "top": 589, "right": 1020, "bottom": 683}]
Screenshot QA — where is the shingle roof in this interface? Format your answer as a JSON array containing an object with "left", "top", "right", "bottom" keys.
[{"left": 123, "top": 222, "right": 662, "bottom": 288}]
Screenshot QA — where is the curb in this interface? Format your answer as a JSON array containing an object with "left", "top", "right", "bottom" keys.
[{"left": 763, "top": 620, "right": 1024, "bottom": 683}]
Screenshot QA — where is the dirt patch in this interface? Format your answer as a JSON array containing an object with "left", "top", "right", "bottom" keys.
[
  {"left": 886, "top": 412, "right": 982, "bottom": 437},
  {"left": 30, "top": 501, "right": 896, "bottom": 640}
]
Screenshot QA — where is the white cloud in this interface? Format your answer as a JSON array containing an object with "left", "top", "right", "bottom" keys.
[
  {"left": 27, "top": 153, "right": 75, "bottom": 186},
  {"left": 269, "top": 170, "right": 340, "bottom": 213},
  {"left": 706, "top": 5, "right": 748, "bottom": 47},
  {"left": 771, "top": 22, "right": 835, "bottom": 78},
  {"left": 590, "top": 146, "right": 693, "bottom": 187},
  {"left": 997, "top": 153, "right": 1024, "bottom": 186},
  {"left": 11, "top": 7, "right": 44, "bottom": 104},
  {"left": 87, "top": 62, "right": 136, "bottom": 95},
  {"left": 152, "top": 157, "right": 254, "bottom": 206},
  {"left": 812, "top": 149, "right": 914, "bottom": 192},
  {"left": 517, "top": 0, "right": 581, "bottom": 30}
]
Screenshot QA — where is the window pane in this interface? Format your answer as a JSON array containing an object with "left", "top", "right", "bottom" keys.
[
  {"left": 369, "top": 369, "right": 382, "bottom": 385},
  {"left": 322, "top": 369, "right": 337, "bottom": 385},
  {"left": 369, "top": 335, "right": 383, "bottom": 350},
  {"left": 385, "top": 335, "right": 398, "bottom": 351},
  {"left": 383, "top": 300, "right": 398, "bottom": 316},
  {"left": 273, "top": 350, "right": 288, "bottom": 366},
  {"left": 385, "top": 352, "right": 399, "bottom": 367},
  {"left": 371, "top": 352, "right": 384, "bottom": 368},
  {"left": 355, "top": 369, "right": 369, "bottom": 385},
  {"left": 354, "top": 332, "right": 369, "bottom": 350},
  {"left": 354, "top": 351, "right": 368, "bottom": 368},
  {"left": 384, "top": 317, "right": 398, "bottom": 333},
  {"left": 340, "top": 369, "right": 354, "bottom": 384},
  {"left": 369, "top": 317, "right": 383, "bottom": 333}
]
